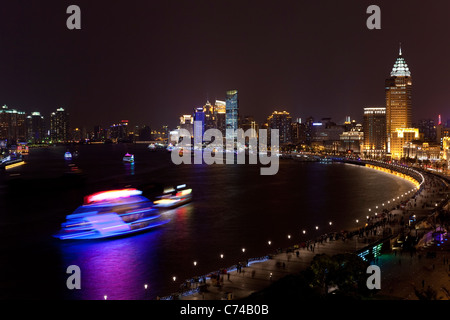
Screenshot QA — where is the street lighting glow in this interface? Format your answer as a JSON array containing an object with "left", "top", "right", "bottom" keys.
[
  {"left": 242, "top": 248, "right": 246, "bottom": 253},
  {"left": 193, "top": 261, "right": 197, "bottom": 266}
]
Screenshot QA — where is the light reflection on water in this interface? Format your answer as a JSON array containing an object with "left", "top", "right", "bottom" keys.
[{"left": 0, "top": 145, "right": 417, "bottom": 300}]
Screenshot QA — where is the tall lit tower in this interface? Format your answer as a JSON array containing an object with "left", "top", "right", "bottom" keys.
[
  {"left": 225, "top": 90, "right": 239, "bottom": 140},
  {"left": 385, "top": 44, "right": 412, "bottom": 155},
  {"left": 50, "top": 107, "right": 70, "bottom": 143}
]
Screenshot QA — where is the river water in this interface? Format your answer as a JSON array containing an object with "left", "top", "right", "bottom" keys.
[{"left": 0, "top": 144, "right": 415, "bottom": 300}]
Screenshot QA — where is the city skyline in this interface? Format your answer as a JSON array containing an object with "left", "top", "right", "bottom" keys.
[{"left": 1, "top": 1, "right": 450, "bottom": 130}]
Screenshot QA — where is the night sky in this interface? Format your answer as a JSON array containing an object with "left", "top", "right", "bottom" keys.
[{"left": 1, "top": 0, "right": 449, "bottom": 130}]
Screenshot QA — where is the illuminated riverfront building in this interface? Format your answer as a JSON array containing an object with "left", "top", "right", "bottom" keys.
[
  {"left": 443, "top": 137, "right": 450, "bottom": 160},
  {"left": 340, "top": 124, "right": 364, "bottom": 154},
  {"left": 214, "top": 100, "right": 226, "bottom": 135},
  {"left": 267, "top": 111, "right": 292, "bottom": 144},
  {"left": 202, "top": 101, "right": 216, "bottom": 131},
  {"left": 27, "top": 112, "right": 46, "bottom": 144},
  {"left": 391, "top": 128, "right": 419, "bottom": 160},
  {"left": 50, "top": 107, "right": 70, "bottom": 143},
  {"left": 110, "top": 120, "right": 129, "bottom": 142},
  {"left": 193, "top": 107, "right": 205, "bottom": 141},
  {"left": 386, "top": 45, "right": 413, "bottom": 156},
  {"left": 179, "top": 114, "right": 193, "bottom": 137},
  {"left": 225, "top": 90, "right": 239, "bottom": 140},
  {"left": 0, "top": 105, "right": 27, "bottom": 144},
  {"left": 363, "top": 107, "right": 386, "bottom": 158}
]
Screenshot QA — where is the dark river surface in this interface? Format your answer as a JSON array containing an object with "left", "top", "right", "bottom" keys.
[{"left": 0, "top": 144, "right": 415, "bottom": 300}]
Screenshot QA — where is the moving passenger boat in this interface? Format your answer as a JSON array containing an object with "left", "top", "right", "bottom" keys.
[
  {"left": 54, "top": 188, "right": 170, "bottom": 240},
  {"left": 0, "top": 153, "right": 25, "bottom": 170},
  {"left": 123, "top": 153, "right": 134, "bottom": 163},
  {"left": 64, "top": 152, "right": 72, "bottom": 160},
  {"left": 153, "top": 184, "right": 192, "bottom": 209}
]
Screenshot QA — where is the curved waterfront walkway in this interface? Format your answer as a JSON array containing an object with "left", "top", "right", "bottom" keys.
[{"left": 160, "top": 163, "right": 449, "bottom": 300}]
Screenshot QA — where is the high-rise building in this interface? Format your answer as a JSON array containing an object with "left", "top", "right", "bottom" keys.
[
  {"left": 193, "top": 107, "right": 205, "bottom": 141},
  {"left": 225, "top": 90, "right": 239, "bottom": 140},
  {"left": 363, "top": 107, "right": 386, "bottom": 158},
  {"left": 214, "top": 100, "right": 226, "bottom": 135},
  {"left": 110, "top": 120, "right": 129, "bottom": 142},
  {"left": 0, "top": 105, "right": 27, "bottom": 144},
  {"left": 180, "top": 114, "right": 194, "bottom": 137},
  {"left": 267, "top": 111, "right": 292, "bottom": 144},
  {"left": 386, "top": 45, "right": 413, "bottom": 156},
  {"left": 27, "top": 112, "right": 46, "bottom": 144},
  {"left": 202, "top": 100, "right": 216, "bottom": 131},
  {"left": 50, "top": 107, "right": 70, "bottom": 143}
]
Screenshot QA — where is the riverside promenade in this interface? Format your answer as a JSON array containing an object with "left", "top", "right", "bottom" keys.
[{"left": 161, "top": 166, "right": 449, "bottom": 301}]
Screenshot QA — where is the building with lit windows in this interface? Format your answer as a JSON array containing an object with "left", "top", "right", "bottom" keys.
[
  {"left": 50, "top": 107, "right": 70, "bottom": 143},
  {"left": 225, "top": 90, "right": 239, "bottom": 140},
  {"left": 214, "top": 100, "right": 226, "bottom": 135},
  {"left": 267, "top": 111, "right": 292, "bottom": 144},
  {"left": 363, "top": 107, "right": 386, "bottom": 158},
  {"left": 391, "top": 128, "right": 419, "bottom": 160},
  {"left": 27, "top": 112, "right": 46, "bottom": 144},
  {"left": 194, "top": 107, "right": 205, "bottom": 142},
  {"left": 0, "top": 105, "right": 27, "bottom": 144},
  {"left": 340, "top": 124, "right": 364, "bottom": 154},
  {"left": 386, "top": 46, "right": 413, "bottom": 155},
  {"left": 180, "top": 114, "right": 194, "bottom": 137}
]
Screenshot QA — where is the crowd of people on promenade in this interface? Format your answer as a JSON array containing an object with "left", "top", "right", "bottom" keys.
[{"left": 162, "top": 166, "right": 449, "bottom": 300}]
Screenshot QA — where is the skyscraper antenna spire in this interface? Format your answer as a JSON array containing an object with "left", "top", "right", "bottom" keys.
[{"left": 399, "top": 42, "right": 402, "bottom": 56}]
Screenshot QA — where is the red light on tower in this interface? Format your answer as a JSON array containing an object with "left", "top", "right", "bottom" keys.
[{"left": 438, "top": 114, "right": 441, "bottom": 125}]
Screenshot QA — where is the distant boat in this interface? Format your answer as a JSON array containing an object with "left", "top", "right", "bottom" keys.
[
  {"left": 64, "top": 152, "right": 72, "bottom": 160},
  {"left": 123, "top": 153, "right": 134, "bottom": 163},
  {"left": 148, "top": 143, "right": 156, "bottom": 151},
  {"left": 153, "top": 184, "right": 192, "bottom": 209}
]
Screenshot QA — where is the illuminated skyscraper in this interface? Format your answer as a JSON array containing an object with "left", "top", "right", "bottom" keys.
[
  {"left": 225, "top": 90, "right": 239, "bottom": 140},
  {"left": 180, "top": 114, "right": 194, "bottom": 137},
  {"left": 50, "top": 107, "right": 70, "bottom": 143},
  {"left": 386, "top": 45, "right": 413, "bottom": 157},
  {"left": 267, "top": 111, "right": 292, "bottom": 144},
  {"left": 363, "top": 107, "right": 386, "bottom": 158},
  {"left": 214, "top": 100, "right": 226, "bottom": 135},
  {"left": 27, "top": 112, "right": 46, "bottom": 144},
  {"left": 194, "top": 107, "right": 205, "bottom": 141},
  {"left": 0, "top": 105, "right": 27, "bottom": 143}
]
